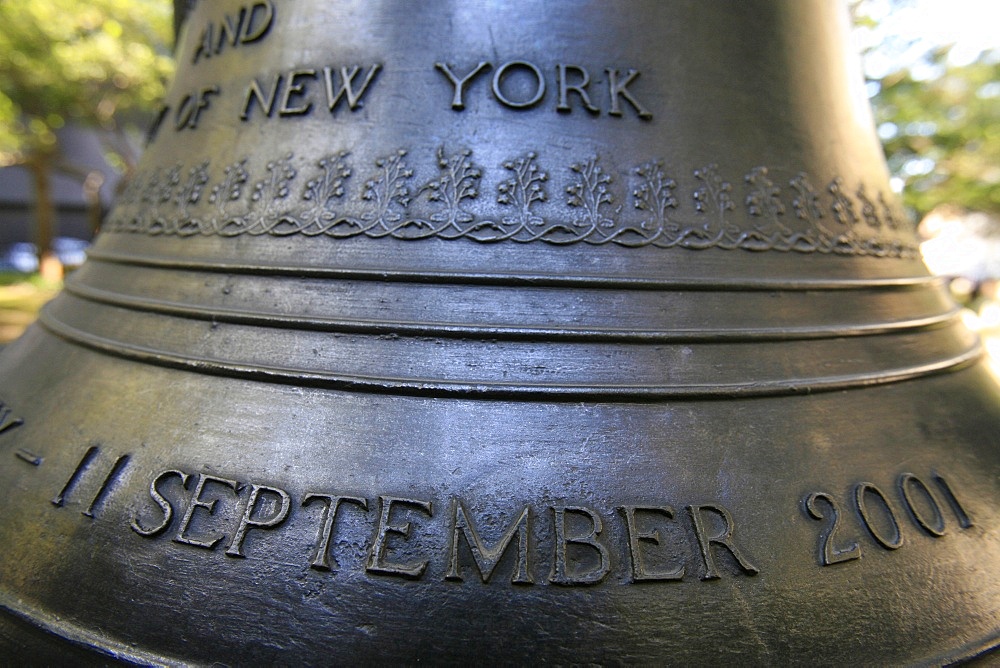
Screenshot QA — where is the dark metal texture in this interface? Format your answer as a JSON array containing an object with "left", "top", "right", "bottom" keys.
[{"left": 0, "top": 1, "right": 998, "bottom": 663}]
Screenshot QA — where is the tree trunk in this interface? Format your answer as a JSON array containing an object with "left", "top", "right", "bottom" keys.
[
  {"left": 28, "top": 153, "right": 63, "bottom": 282},
  {"left": 83, "top": 170, "right": 104, "bottom": 237}
]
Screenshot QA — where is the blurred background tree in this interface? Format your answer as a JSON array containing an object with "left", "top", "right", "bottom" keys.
[
  {"left": 875, "top": 53, "right": 1000, "bottom": 217},
  {"left": 0, "top": 0, "right": 173, "bottom": 276},
  {"left": 853, "top": 0, "right": 1000, "bottom": 220},
  {"left": 853, "top": 0, "right": 1000, "bottom": 354}
]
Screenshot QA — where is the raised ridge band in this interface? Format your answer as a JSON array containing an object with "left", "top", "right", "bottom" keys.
[
  {"left": 38, "top": 301, "right": 982, "bottom": 401},
  {"left": 85, "top": 248, "right": 936, "bottom": 291},
  {"left": 63, "top": 278, "right": 961, "bottom": 343}
]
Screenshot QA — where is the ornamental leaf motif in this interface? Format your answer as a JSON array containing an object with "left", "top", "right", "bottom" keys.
[
  {"left": 176, "top": 161, "right": 210, "bottom": 212},
  {"left": 104, "top": 149, "right": 918, "bottom": 258},
  {"left": 208, "top": 160, "right": 249, "bottom": 215},
  {"left": 745, "top": 166, "right": 785, "bottom": 218},
  {"left": 879, "top": 192, "right": 900, "bottom": 230},
  {"left": 303, "top": 152, "right": 352, "bottom": 219},
  {"left": 790, "top": 173, "right": 824, "bottom": 224},
  {"left": 361, "top": 149, "right": 412, "bottom": 226},
  {"left": 251, "top": 153, "right": 297, "bottom": 208},
  {"left": 419, "top": 147, "right": 482, "bottom": 228},
  {"left": 566, "top": 156, "right": 614, "bottom": 228},
  {"left": 856, "top": 184, "right": 880, "bottom": 228},
  {"left": 632, "top": 160, "right": 677, "bottom": 232},
  {"left": 829, "top": 177, "right": 858, "bottom": 226},
  {"left": 498, "top": 151, "right": 548, "bottom": 226},
  {"left": 693, "top": 164, "right": 734, "bottom": 220}
]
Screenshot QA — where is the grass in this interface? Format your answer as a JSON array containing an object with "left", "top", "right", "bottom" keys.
[{"left": 0, "top": 272, "right": 61, "bottom": 343}]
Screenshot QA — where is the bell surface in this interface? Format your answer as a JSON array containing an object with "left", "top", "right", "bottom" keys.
[{"left": 0, "top": 0, "right": 998, "bottom": 663}]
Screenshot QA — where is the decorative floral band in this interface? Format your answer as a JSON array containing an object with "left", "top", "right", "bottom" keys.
[{"left": 106, "top": 147, "right": 917, "bottom": 257}]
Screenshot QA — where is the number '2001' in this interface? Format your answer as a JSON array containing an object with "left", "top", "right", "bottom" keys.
[{"left": 803, "top": 472, "right": 972, "bottom": 566}]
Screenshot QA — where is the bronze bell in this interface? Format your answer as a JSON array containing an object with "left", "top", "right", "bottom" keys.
[{"left": 0, "top": 0, "right": 998, "bottom": 663}]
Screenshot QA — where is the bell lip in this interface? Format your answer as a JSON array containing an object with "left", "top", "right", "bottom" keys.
[
  {"left": 0, "top": 591, "right": 186, "bottom": 666},
  {"left": 1, "top": 588, "right": 998, "bottom": 665}
]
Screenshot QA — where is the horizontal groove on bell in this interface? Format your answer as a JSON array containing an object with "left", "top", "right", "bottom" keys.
[
  {"left": 86, "top": 242, "right": 936, "bottom": 289},
  {"left": 39, "top": 292, "right": 982, "bottom": 401},
  {"left": 65, "top": 262, "right": 960, "bottom": 343}
]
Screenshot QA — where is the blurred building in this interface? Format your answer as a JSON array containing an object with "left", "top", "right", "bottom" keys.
[{"left": 0, "top": 125, "right": 122, "bottom": 270}]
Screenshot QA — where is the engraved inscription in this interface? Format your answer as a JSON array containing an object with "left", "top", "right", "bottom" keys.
[
  {"left": 435, "top": 62, "right": 490, "bottom": 110},
  {"left": 898, "top": 473, "right": 946, "bottom": 537},
  {"left": 302, "top": 493, "right": 368, "bottom": 571},
  {"left": 606, "top": 68, "right": 653, "bottom": 119},
  {"left": 15, "top": 449, "right": 42, "bottom": 466},
  {"left": 435, "top": 61, "right": 651, "bottom": 118},
  {"left": 620, "top": 505, "right": 685, "bottom": 582},
  {"left": 127, "top": 466, "right": 760, "bottom": 586},
  {"left": 174, "top": 86, "right": 219, "bottom": 131},
  {"left": 50, "top": 446, "right": 132, "bottom": 518},
  {"left": 240, "top": 65, "right": 382, "bottom": 120},
  {"left": 225, "top": 483, "right": 291, "bottom": 557},
  {"left": 933, "top": 473, "right": 974, "bottom": 528},
  {"left": 557, "top": 64, "right": 599, "bottom": 114},
  {"left": 549, "top": 505, "right": 612, "bottom": 585},
  {"left": 366, "top": 496, "right": 433, "bottom": 579},
  {"left": 492, "top": 61, "right": 546, "bottom": 109},
  {"left": 109, "top": 150, "right": 916, "bottom": 256},
  {"left": 0, "top": 398, "right": 24, "bottom": 435},
  {"left": 191, "top": 1, "right": 274, "bottom": 64},
  {"left": 172, "top": 474, "right": 241, "bottom": 549},
  {"left": 687, "top": 504, "right": 760, "bottom": 579},
  {"left": 191, "top": 55, "right": 646, "bottom": 120},
  {"left": 855, "top": 482, "right": 904, "bottom": 550},
  {"left": 82, "top": 453, "right": 130, "bottom": 518},
  {"left": 804, "top": 492, "right": 861, "bottom": 566},
  {"left": 447, "top": 501, "right": 532, "bottom": 584},
  {"left": 51, "top": 446, "right": 100, "bottom": 507},
  {"left": 38, "top": 453, "right": 985, "bottom": 583},
  {"left": 131, "top": 470, "right": 191, "bottom": 537},
  {"left": 803, "top": 471, "right": 973, "bottom": 566}
]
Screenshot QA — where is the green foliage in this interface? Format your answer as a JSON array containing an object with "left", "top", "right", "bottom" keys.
[
  {"left": 0, "top": 0, "right": 174, "bottom": 167},
  {"left": 873, "top": 51, "right": 1000, "bottom": 217},
  {"left": 853, "top": 0, "right": 1000, "bottom": 218}
]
